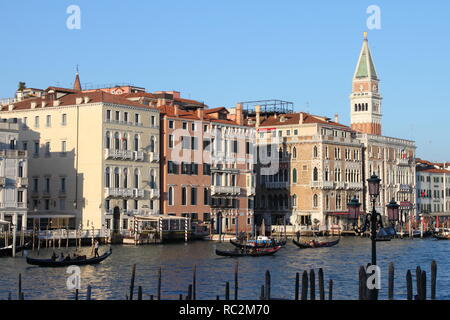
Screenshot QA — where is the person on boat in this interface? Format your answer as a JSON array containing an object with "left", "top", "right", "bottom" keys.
[
  {"left": 59, "top": 252, "right": 65, "bottom": 261},
  {"left": 296, "top": 231, "right": 301, "bottom": 242},
  {"left": 51, "top": 252, "right": 57, "bottom": 261},
  {"left": 94, "top": 240, "right": 99, "bottom": 257}
]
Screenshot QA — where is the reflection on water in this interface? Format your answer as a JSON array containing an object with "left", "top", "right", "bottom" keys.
[{"left": 0, "top": 238, "right": 449, "bottom": 300}]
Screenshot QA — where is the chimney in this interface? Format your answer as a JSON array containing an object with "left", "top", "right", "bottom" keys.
[
  {"left": 174, "top": 105, "right": 179, "bottom": 115},
  {"left": 299, "top": 113, "right": 304, "bottom": 124},
  {"left": 255, "top": 105, "right": 261, "bottom": 128},
  {"left": 334, "top": 113, "right": 339, "bottom": 123},
  {"left": 197, "top": 107, "right": 204, "bottom": 119},
  {"left": 235, "top": 103, "right": 243, "bottom": 126}
]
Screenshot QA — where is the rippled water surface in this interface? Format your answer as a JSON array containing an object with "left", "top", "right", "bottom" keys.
[{"left": 1, "top": 238, "right": 449, "bottom": 300}]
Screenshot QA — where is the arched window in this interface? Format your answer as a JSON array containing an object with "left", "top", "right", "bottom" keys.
[
  {"left": 292, "top": 168, "right": 297, "bottom": 183},
  {"left": 292, "top": 195, "right": 297, "bottom": 208},
  {"left": 293, "top": 147, "right": 297, "bottom": 158},
  {"left": 134, "top": 169, "right": 139, "bottom": 188},
  {"left": 168, "top": 187, "right": 174, "bottom": 206},
  {"left": 123, "top": 168, "right": 128, "bottom": 188},
  {"left": 313, "top": 146, "right": 318, "bottom": 158},
  {"left": 150, "top": 169, "right": 155, "bottom": 188},
  {"left": 114, "top": 168, "right": 120, "bottom": 188},
  {"left": 313, "top": 167, "right": 318, "bottom": 181},
  {"left": 105, "top": 132, "right": 111, "bottom": 149},
  {"left": 114, "top": 132, "right": 120, "bottom": 150},
  {"left": 325, "top": 168, "right": 329, "bottom": 181},
  {"left": 313, "top": 194, "right": 318, "bottom": 208},
  {"left": 123, "top": 133, "right": 128, "bottom": 150},
  {"left": 105, "top": 167, "right": 110, "bottom": 188},
  {"left": 134, "top": 134, "right": 139, "bottom": 152}
]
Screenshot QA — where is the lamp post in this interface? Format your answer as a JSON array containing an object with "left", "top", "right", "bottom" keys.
[{"left": 347, "top": 174, "right": 400, "bottom": 300}]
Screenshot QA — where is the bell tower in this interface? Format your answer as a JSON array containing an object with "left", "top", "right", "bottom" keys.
[{"left": 350, "top": 32, "right": 382, "bottom": 135}]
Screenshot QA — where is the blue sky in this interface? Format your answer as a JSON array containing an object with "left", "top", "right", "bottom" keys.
[{"left": 0, "top": 0, "right": 449, "bottom": 161}]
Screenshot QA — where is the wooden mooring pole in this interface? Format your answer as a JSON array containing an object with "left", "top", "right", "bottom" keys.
[
  {"left": 157, "top": 267, "right": 162, "bottom": 300},
  {"left": 318, "top": 268, "right": 325, "bottom": 300},
  {"left": 301, "top": 271, "right": 308, "bottom": 300},
  {"left": 129, "top": 264, "right": 136, "bottom": 300},
  {"left": 234, "top": 261, "right": 238, "bottom": 300},
  {"left": 388, "top": 262, "right": 394, "bottom": 300},
  {"left": 406, "top": 270, "right": 413, "bottom": 300},
  {"left": 264, "top": 270, "right": 271, "bottom": 300},
  {"left": 294, "top": 272, "right": 299, "bottom": 300},
  {"left": 309, "top": 269, "right": 316, "bottom": 300},
  {"left": 431, "top": 260, "right": 437, "bottom": 300}
]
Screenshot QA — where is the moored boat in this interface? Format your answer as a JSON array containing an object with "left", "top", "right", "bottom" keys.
[
  {"left": 433, "top": 233, "right": 450, "bottom": 240},
  {"left": 215, "top": 246, "right": 281, "bottom": 257},
  {"left": 0, "top": 241, "right": 31, "bottom": 257},
  {"left": 230, "top": 237, "right": 286, "bottom": 249},
  {"left": 292, "top": 238, "right": 340, "bottom": 249},
  {"left": 26, "top": 248, "right": 112, "bottom": 267}
]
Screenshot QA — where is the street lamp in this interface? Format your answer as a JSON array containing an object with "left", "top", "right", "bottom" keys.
[{"left": 387, "top": 198, "right": 400, "bottom": 225}]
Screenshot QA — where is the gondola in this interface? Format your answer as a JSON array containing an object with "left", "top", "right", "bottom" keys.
[
  {"left": 215, "top": 246, "right": 281, "bottom": 257},
  {"left": 375, "top": 237, "right": 392, "bottom": 242},
  {"left": 292, "top": 238, "right": 340, "bottom": 249},
  {"left": 433, "top": 233, "right": 450, "bottom": 240},
  {"left": 0, "top": 241, "right": 31, "bottom": 257},
  {"left": 230, "top": 238, "right": 286, "bottom": 249},
  {"left": 26, "top": 248, "right": 112, "bottom": 267}
]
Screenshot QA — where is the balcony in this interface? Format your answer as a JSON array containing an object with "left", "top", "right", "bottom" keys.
[
  {"left": 149, "top": 189, "right": 160, "bottom": 199},
  {"left": 347, "top": 182, "right": 363, "bottom": 190},
  {"left": 59, "top": 190, "right": 67, "bottom": 197},
  {"left": 247, "top": 187, "right": 256, "bottom": 196},
  {"left": 396, "top": 158, "right": 411, "bottom": 166},
  {"left": 335, "top": 182, "right": 346, "bottom": 189},
  {"left": 104, "top": 188, "right": 134, "bottom": 198},
  {"left": 0, "top": 150, "right": 27, "bottom": 159},
  {"left": 0, "top": 202, "right": 26, "bottom": 209},
  {"left": 134, "top": 151, "right": 145, "bottom": 161},
  {"left": 149, "top": 152, "right": 159, "bottom": 163},
  {"left": 265, "top": 181, "right": 289, "bottom": 189},
  {"left": 211, "top": 186, "right": 241, "bottom": 196},
  {"left": 310, "top": 181, "right": 334, "bottom": 189},
  {"left": 133, "top": 188, "right": 145, "bottom": 198},
  {"left": 0, "top": 177, "right": 5, "bottom": 187},
  {"left": 398, "top": 184, "right": 413, "bottom": 193},
  {"left": 16, "top": 177, "right": 28, "bottom": 188},
  {"left": 104, "top": 149, "right": 134, "bottom": 161}
]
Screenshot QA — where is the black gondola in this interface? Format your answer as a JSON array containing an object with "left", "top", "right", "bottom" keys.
[
  {"left": 229, "top": 238, "right": 286, "bottom": 249},
  {"left": 292, "top": 238, "right": 340, "bottom": 249},
  {"left": 215, "top": 246, "right": 281, "bottom": 257},
  {"left": 0, "top": 241, "right": 31, "bottom": 257},
  {"left": 26, "top": 248, "right": 112, "bottom": 267},
  {"left": 433, "top": 234, "right": 450, "bottom": 240}
]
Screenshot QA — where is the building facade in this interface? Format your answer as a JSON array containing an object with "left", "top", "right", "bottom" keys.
[
  {"left": 0, "top": 81, "right": 160, "bottom": 233},
  {"left": 0, "top": 119, "right": 28, "bottom": 231}
]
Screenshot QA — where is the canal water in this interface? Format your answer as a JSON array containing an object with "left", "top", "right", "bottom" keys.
[{"left": 0, "top": 237, "right": 449, "bottom": 300}]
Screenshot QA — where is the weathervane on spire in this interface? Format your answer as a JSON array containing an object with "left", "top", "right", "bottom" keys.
[
  {"left": 364, "top": 32, "right": 368, "bottom": 40},
  {"left": 76, "top": 64, "right": 79, "bottom": 74}
]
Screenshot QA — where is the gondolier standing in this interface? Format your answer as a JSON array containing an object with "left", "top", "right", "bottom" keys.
[{"left": 94, "top": 240, "right": 99, "bottom": 257}]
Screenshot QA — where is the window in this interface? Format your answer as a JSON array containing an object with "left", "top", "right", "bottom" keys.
[
  {"left": 134, "top": 134, "right": 139, "bottom": 151},
  {"left": 203, "top": 163, "right": 211, "bottom": 175},
  {"left": 106, "top": 110, "right": 111, "bottom": 121},
  {"left": 61, "top": 178, "right": 66, "bottom": 192},
  {"left": 181, "top": 187, "right": 187, "bottom": 205},
  {"left": 61, "top": 141, "right": 67, "bottom": 155},
  {"left": 22, "top": 141, "right": 28, "bottom": 151},
  {"left": 313, "top": 167, "right": 318, "bottom": 181},
  {"left": 45, "top": 115, "right": 51, "bottom": 127},
  {"left": 182, "top": 136, "right": 190, "bottom": 149},
  {"left": 124, "top": 112, "right": 129, "bottom": 122},
  {"left": 151, "top": 116, "right": 156, "bottom": 127},
  {"left": 45, "top": 142, "right": 51, "bottom": 156},
  {"left": 232, "top": 140, "right": 238, "bottom": 153},
  {"left": 61, "top": 114, "right": 67, "bottom": 126},
  {"left": 60, "top": 199, "right": 66, "bottom": 210},
  {"left": 135, "top": 113, "right": 140, "bottom": 124},
  {"left": 45, "top": 199, "right": 50, "bottom": 210},
  {"left": 18, "top": 162, "right": 24, "bottom": 177},
  {"left": 150, "top": 136, "right": 156, "bottom": 152},
  {"left": 191, "top": 123, "right": 196, "bottom": 131},
  {"left": 293, "top": 147, "right": 297, "bottom": 158},
  {"left": 182, "top": 122, "right": 187, "bottom": 130},
  {"left": 191, "top": 137, "right": 198, "bottom": 150},
  {"left": 115, "top": 111, "right": 120, "bottom": 121},
  {"left": 292, "top": 169, "right": 297, "bottom": 183},
  {"left": 313, "top": 194, "right": 318, "bottom": 208},
  {"left": 134, "top": 169, "right": 139, "bottom": 188},
  {"left": 191, "top": 187, "right": 197, "bottom": 205},
  {"left": 45, "top": 178, "right": 50, "bottom": 193},
  {"left": 169, "top": 120, "right": 174, "bottom": 129},
  {"left": 168, "top": 161, "right": 178, "bottom": 174},
  {"left": 168, "top": 187, "right": 174, "bottom": 206},
  {"left": 203, "top": 188, "right": 209, "bottom": 205},
  {"left": 34, "top": 116, "right": 39, "bottom": 128},
  {"left": 33, "top": 178, "right": 39, "bottom": 192}
]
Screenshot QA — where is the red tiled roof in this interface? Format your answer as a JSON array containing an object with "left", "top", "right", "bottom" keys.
[
  {"left": 417, "top": 168, "right": 450, "bottom": 174},
  {"left": 158, "top": 105, "right": 246, "bottom": 126},
  {"left": 258, "top": 112, "right": 351, "bottom": 130},
  {"left": 1, "top": 90, "right": 158, "bottom": 111}
]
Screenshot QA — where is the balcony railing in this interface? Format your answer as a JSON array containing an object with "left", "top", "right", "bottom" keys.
[
  {"left": 104, "top": 149, "right": 134, "bottom": 160},
  {"left": 105, "top": 188, "right": 134, "bottom": 198},
  {"left": 0, "top": 202, "right": 27, "bottom": 209},
  {"left": 133, "top": 188, "right": 145, "bottom": 198},
  {"left": 0, "top": 150, "right": 27, "bottom": 158},
  {"left": 311, "top": 181, "right": 335, "bottom": 189},
  {"left": 149, "top": 152, "right": 159, "bottom": 163},
  {"left": 335, "top": 182, "right": 346, "bottom": 189},
  {"left": 396, "top": 158, "right": 411, "bottom": 166},
  {"left": 265, "top": 181, "right": 289, "bottom": 189},
  {"left": 211, "top": 186, "right": 241, "bottom": 195},
  {"left": 347, "top": 182, "right": 363, "bottom": 190},
  {"left": 134, "top": 151, "right": 145, "bottom": 161},
  {"left": 17, "top": 177, "right": 28, "bottom": 188},
  {"left": 149, "top": 189, "right": 160, "bottom": 199},
  {"left": 247, "top": 187, "right": 256, "bottom": 196},
  {"left": 398, "top": 184, "right": 413, "bottom": 193}
]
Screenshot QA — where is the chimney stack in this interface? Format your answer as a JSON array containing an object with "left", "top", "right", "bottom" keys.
[
  {"left": 299, "top": 112, "right": 304, "bottom": 124},
  {"left": 334, "top": 113, "right": 339, "bottom": 123},
  {"left": 174, "top": 105, "right": 179, "bottom": 115},
  {"left": 255, "top": 105, "right": 261, "bottom": 128},
  {"left": 235, "top": 103, "right": 243, "bottom": 126},
  {"left": 197, "top": 107, "right": 204, "bottom": 120}
]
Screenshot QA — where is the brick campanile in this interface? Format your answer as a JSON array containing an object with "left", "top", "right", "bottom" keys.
[{"left": 350, "top": 32, "right": 382, "bottom": 135}]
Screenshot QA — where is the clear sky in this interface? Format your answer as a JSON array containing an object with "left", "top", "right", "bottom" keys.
[{"left": 0, "top": 0, "right": 449, "bottom": 161}]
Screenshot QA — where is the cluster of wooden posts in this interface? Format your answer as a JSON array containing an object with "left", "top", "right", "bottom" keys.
[
  {"left": 358, "top": 260, "right": 438, "bottom": 300},
  {"left": 4, "top": 261, "right": 439, "bottom": 300}
]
